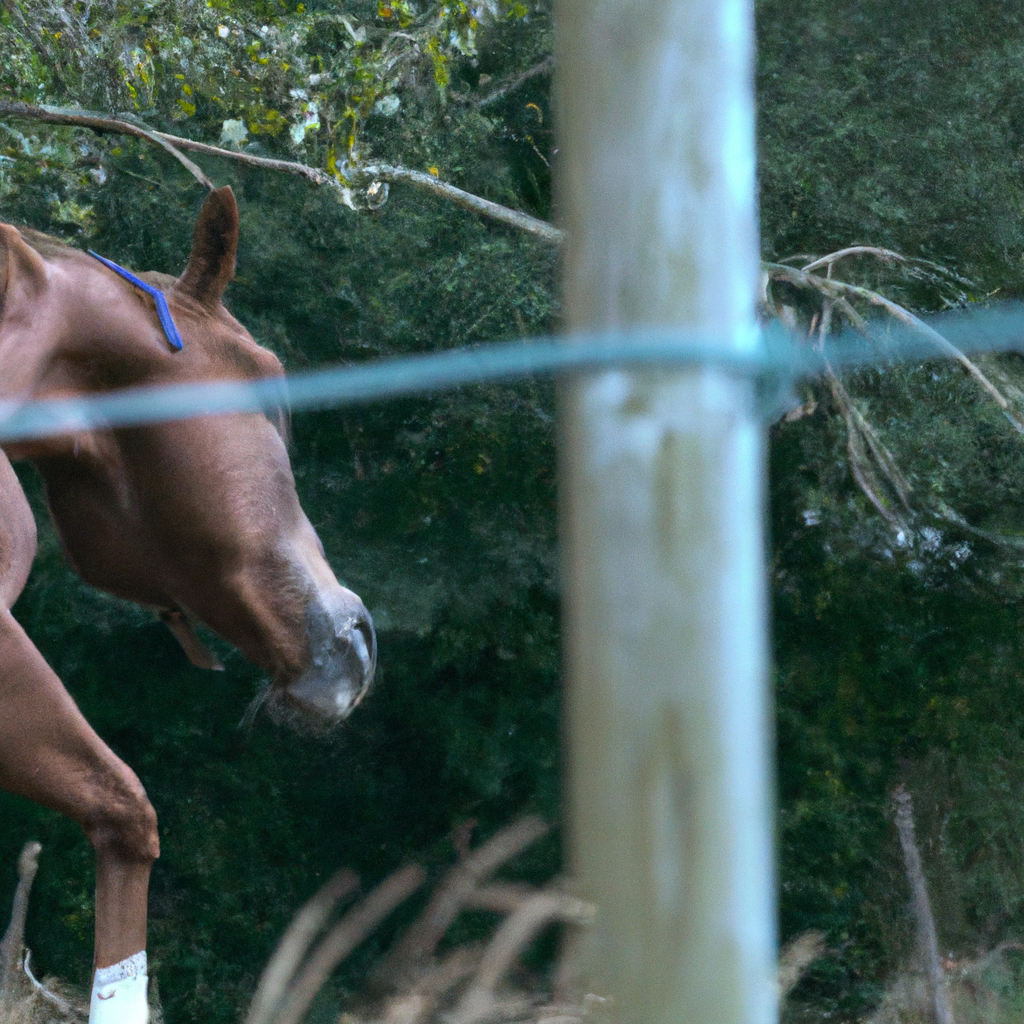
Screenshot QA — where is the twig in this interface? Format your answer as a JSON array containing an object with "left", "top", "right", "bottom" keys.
[
  {"left": 827, "top": 367, "right": 911, "bottom": 527},
  {"left": 892, "top": 785, "right": 955, "bottom": 1024},
  {"left": 0, "top": 102, "right": 564, "bottom": 243},
  {"left": 463, "top": 883, "right": 539, "bottom": 915},
  {"left": 801, "top": 246, "right": 908, "bottom": 274},
  {"left": 839, "top": 389, "right": 903, "bottom": 527},
  {"left": 778, "top": 930, "right": 827, "bottom": 998},
  {"left": 374, "top": 816, "right": 550, "bottom": 988},
  {"left": 814, "top": 300, "right": 912, "bottom": 529},
  {"left": 23, "top": 949, "right": 83, "bottom": 1019},
  {"left": 245, "top": 868, "right": 359, "bottom": 1024},
  {"left": 270, "top": 864, "right": 426, "bottom": 1024},
  {"left": 357, "top": 165, "right": 563, "bottom": 244},
  {"left": 475, "top": 57, "right": 554, "bottom": 109},
  {"left": 766, "top": 263, "right": 1022, "bottom": 428},
  {"left": 378, "top": 946, "right": 483, "bottom": 1024},
  {"left": 799, "top": 247, "right": 977, "bottom": 293},
  {"left": 932, "top": 502, "right": 1024, "bottom": 550},
  {"left": 149, "top": 130, "right": 334, "bottom": 187},
  {"left": 0, "top": 841, "right": 41, "bottom": 1015},
  {"left": 449, "top": 891, "right": 595, "bottom": 1024},
  {"left": 0, "top": 102, "right": 213, "bottom": 190}
]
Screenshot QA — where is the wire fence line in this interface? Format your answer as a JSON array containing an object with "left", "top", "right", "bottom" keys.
[{"left": 3, "top": 304, "right": 1024, "bottom": 443}]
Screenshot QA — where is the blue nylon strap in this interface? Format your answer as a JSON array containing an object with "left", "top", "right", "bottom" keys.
[{"left": 87, "top": 250, "right": 184, "bottom": 351}]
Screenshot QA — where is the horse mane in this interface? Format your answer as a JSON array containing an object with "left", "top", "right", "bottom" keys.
[{"left": 15, "top": 225, "right": 76, "bottom": 258}]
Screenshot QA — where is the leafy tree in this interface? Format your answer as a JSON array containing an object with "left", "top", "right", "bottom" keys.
[
  {"left": 9, "top": 0, "right": 1024, "bottom": 1020},
  {"left": 0, "top": 3, "right": 561, "bottom": 1021}
]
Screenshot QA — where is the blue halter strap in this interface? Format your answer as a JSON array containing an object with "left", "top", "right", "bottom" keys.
[{"left": 87, "top": 250, "right": 184, "bottom": 352}]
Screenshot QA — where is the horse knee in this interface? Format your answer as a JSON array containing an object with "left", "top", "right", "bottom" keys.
[{"left": 84, "top": 773, "right": 160, "bottom": 865}]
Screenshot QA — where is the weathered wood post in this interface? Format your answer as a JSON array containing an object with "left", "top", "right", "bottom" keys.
[{"left": 554, "top": 3, "right": 775, "bottom": 1024}]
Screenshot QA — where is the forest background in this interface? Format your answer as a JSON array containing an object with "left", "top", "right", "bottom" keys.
[{"left": 3, "top": 0, "right": 1024, "bottom": 1021}]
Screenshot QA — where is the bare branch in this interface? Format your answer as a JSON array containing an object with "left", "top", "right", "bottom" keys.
[
  {"left": 270, "top": 864, "right": 426, "bottom": 1024},
  {"left": 766, "top": 263, "right": 1023, "bottom": 428},
  {"left": 778, "top": 931, "right": 827, "bottom": 999},
  {"left": 828, "top": 366, "right": 912, "bottom": 511},
  {"left": 358, "top": 165, "right": 564, "bottom": 243},
  {"left": 0, "top": 102, "right": 213, "bottom": 190},
  {"left": 245, "top": 868, "right": 359, "bottom": 1024},
  {"left": 377, "top": 946, "right": 484, "bottom": 1024},
  {"left": 465, "top": 882, "right": 539, "bottom": 915},
  {"left": 475, "top": 57, "right": 555, "bottom": 109},
  {"left": 892, "top": 785, "right": 955, "bottom": 1024},
  {"left": 0, "top": 102, "right": 564, "bottom": 243},
  {"left": 149, "top": 131, "right": 334, "bottom": 188},
  {"left": 374, "top": 816, "right": 550, "bottom": 988},
  {"left": 801, "top": 246, "right": 909, "bottom": 274},
  {"left": 800, "top": 247, "right": 978, "bottom": 292},
  {"left": 23, "top": 949, "right": 84, "bottom": 1019},
  {"left": 450, "top": 891, "right": 595, "bottom": 1024},
  {"left": 0, "top": 841, "right": 41, "bottom": 1015},
  {"left": 833, "top": 373, "right": 907, "bottom": 530}
]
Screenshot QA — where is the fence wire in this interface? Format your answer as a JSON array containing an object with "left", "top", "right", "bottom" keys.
[{"left": 3, "top": 302, "right": 1024, "bottom": 442}]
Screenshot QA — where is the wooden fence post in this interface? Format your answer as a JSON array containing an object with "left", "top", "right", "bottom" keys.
[{"left": 554, "top": 3, "right": 776, "bottom": 1023}]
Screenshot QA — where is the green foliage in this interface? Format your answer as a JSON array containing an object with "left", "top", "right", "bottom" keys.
[
  {"left": 757, "top": 0, "right": 1024, "bottom": 293},
  {"left": 756, "top": 3, "right": 1024, "bottom": 1010},
  {"left": 0, "top": 0, "right": 552, "bottom": 178},
  {"left": 0, "top": 3, "right": 558, "bottom": 1022},
  {"left": 10, "top": 0, "right": 1024, "bottom": 1021},
  {"left": 0, "top": 169, "right": 562, "bottom": 1019}
]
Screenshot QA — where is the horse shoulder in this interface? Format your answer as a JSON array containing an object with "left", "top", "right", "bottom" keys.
[{"left": 0, "top": 449, "right": 36, "bottom": 610}]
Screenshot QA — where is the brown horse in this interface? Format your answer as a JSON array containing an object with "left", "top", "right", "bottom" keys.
[{"left": 0, "top": 187, "right": 375, "bottom": 1022}]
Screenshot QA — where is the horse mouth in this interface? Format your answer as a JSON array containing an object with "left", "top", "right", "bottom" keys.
[{"left": 264, "top": 596, "right": 376, "bottom": 731}]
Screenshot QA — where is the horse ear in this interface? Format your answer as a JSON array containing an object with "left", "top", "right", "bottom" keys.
[
  {"left": 0, "top": 225, "right": 48, "bottom": 321},
  {"left": 175, "top": 186, "right": 239, "bottom": 307}
]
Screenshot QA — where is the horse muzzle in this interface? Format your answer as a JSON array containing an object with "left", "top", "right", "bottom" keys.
[{"left": 283, "top": 590, "right": 376, "bottom": 724}]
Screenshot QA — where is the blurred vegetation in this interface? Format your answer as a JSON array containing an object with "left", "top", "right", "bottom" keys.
[{"left": 5, "top": 0, "right": 1024, "bottom": 1022}]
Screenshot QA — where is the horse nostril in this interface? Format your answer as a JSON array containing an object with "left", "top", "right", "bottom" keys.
[{"left": 354, "top": 613, "right": 377, "bottom": 684}]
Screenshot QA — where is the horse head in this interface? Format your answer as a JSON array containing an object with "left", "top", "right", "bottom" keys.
[{"left": 0, "top": 187, "right": 375, "bottom": 726}]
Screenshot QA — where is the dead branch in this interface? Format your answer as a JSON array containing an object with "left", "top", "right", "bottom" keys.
[
  {"left": 269, "top": 864, "right": 426, "bottom": 1024},
  {"left": 827, "top": 368, "right": 911, "bottom": 530},
  {"left": 22, "top": 949, "right": 83, "bottom": 1019},
  {"left": 374, "top": 817, "right": 550, "bottom": 988},
  {"left": 837, "top": 374, "right": 912, "bottom": 508},
  {"left": 357, "top": 165, "right": 564, "bottom": 244},
  {"left": 377, "top": 946, "right": 484, "bottom": 1024},
  {"left": 0, "top": 841, "right": 41, "bottom": 1016},
  {"left": 778, "top": 930, "right": 827, "bottom": 999},
  {"left": 0, "top": 102, "right": 213, "bottom": 190},
  {"left": 802, "top": 247, "right": 909, "bottom": 274},
  {"left": 766, "top": 263, "right": 1021, "bottom": 428},
  {"left": 245, "top": 868, "right": 359, "bottom": 1024},
  {"left": 892, "top": 785, "right": 955, "bottom": 1024},
  {"left": 475, "top": 57, "right": 555, "bottom": 110},
  {"left": 0, "top": 102, "right": 564, "bottom": 244},
  {"left": 811, "top": 300, "right": 912, "bottom": 529},
  {"left": 465, "top": 883, "right": 539, "bottom": 915},
  {"left": 839, "top": 388, "right": 904, "bottom": 527},
  {"left": 449, "top": 891, "right": 595, "bottom": 1024}
]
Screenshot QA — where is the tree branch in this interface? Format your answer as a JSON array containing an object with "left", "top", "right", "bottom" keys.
[
  {"left": 0, "top": 102, "right": 564, "bottom": 244},
  {"left": 0, "top": 841, "right": 42, "bottom": 1016},
  {"left": 358, "top": 164, "right": 563, "bottom": 243},
  {"left": 245, "top": 868, "right": 359, "bottom": 1024},
  {"left": 766, "top": 262, "right": 1023, "bottom": 429},
  {"left": 892, "top": 785, "right": 955, "bottom": 1024},
  {"left": 0, "top": 102, "right": 213, "bottom": 190},
  {"left": 474, "top": 56, "right": 554, "bottom": 109}
]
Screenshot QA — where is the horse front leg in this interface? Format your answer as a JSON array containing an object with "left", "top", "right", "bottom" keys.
[{"left": 0, "top": 608, "right": 157, "bottom": 1024}]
